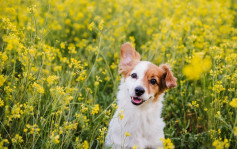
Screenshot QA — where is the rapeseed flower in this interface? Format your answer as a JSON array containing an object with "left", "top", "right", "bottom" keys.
[
  {"left": 10, "top": 103, "right": 23, "bottom": 119},
  {"left": 125, "top": 132, "right": 131, "bottom": 137},
  {"left": 47, "top": 75, "right": 59, "bottom": 85},
  {"left": 160, "top": 138, "right": 174, "bottom": 149},
  {"left": 0, "top": 75, "right": 5, "bottom": 87},
  {"left": 88, "top": 22, "right": 94, "bottom": 31},
  {"left": 0, "top": 98, "right": 4, "bottom": 107},
  {"left": 91, "top": 104, "right": 99, "bottom": 115},
  {"left": 97, "top": 127, "right": 107, "bottom": 143},
  {"left": 25, "top": 124, "right": 40, "bottom": 135},
  {"left": 11, "top": 134, "right": 23, "bottom": 144},
  {"left": 99, "top": 20, "right": 104, "bottom": 31},
  {"left": 183, "top": 52, "right": 212, "bottom": 80},
  {"left": 0, "top": 137, "right": 9, "bottom": 149},
  {"left": 234, "top": 127, "right": 237, "bottom": 136},
  {"left": 50, "top": 133, "right": 60, "bottom": 144},
  {"left": 229, "top": 98, "right": 237, "bottom": 108},
  {"left": 0, "top": 52, "right": 8, "bottom": 63},
  {"left": 32, "top": 82, "right": 44, "bottom": 94},
  {"left": 132, "top": 145, "right": 139, "bottom": 149},
  {"left": 118, "top": 109, "right": 124, "bottom": 120},
  {"left": 60, "top": 42, "right": 65, "bottom": 49},
  {"left": 212, "top": 138, "right": 229, "bottom": 149},
  {"left": 81, "top": 104, "right": 88, "bottom": 113},
  {"left": 82, "top": 140, "right": 89, "bottom": 149}
]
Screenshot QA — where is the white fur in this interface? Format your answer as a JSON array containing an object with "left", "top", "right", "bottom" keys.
[{"left": 106, "top": 61, "right": 165, "bottom": 149}]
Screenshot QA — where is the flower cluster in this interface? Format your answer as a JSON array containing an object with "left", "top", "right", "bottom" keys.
[
  {"left": 160, "top": 138, "right": 175, "bottom": 149},
  {"left": 183, "top": 52, "right": 212, "bottom": 80},
  {"left": 212, "top": 138, "right": 230, "bottom": 149}
]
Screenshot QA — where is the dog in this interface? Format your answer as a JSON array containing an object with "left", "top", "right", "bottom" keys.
[{"left": 105, "top": 42, "right": 177, "bottom": 149}]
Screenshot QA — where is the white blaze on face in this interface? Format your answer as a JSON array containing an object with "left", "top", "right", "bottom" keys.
[{"left": 124, "top": 61, "right": 152, "bottom": 101}]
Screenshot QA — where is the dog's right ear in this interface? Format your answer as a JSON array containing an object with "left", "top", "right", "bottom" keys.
[{"left": 118, "top": 42, "right": 141, "bottom": 76}]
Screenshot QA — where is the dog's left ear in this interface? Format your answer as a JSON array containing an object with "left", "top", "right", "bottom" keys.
[
  {"left": 160, "top": 64, "right": 177, "bottom": 89},
  {"left": 119, "top": 42, "right": 141, "bottom": 75}
]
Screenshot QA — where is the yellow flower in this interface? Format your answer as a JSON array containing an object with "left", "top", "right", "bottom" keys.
[
  {"left": 65, "top": 18, "right": 71, "bottom": 25},
  {"left": 110, "top": 63, "right": 117, "bottom": 69},
  {"left": 68, "top": 44, "right": 77, "bottom": 54},
  {"left": 132, "top": 144, "right": 138, "bottom": 149},
  {"left": 183, "top": 52, "right": 212, "bottom": 80},
  {"left": 88, "top": 22, "right": 94, "bottom": 31},
  {"left": 94, "top": 81, "right": 99, "bottom": 86},
  {"left": 0, "top": 98, "right": 4, "bottom": 107},
  {"left": 11, "top": 103, "right": 23, "bottom": 119},
  {"left": 0, "top": 138, "right": 9, "bottom": 148},
  {"left": 23, "top": 128, "right": 27, "bottom": 132},
  {"left": 160, "top": 138, "right": 174, "bottom": 149},
  {"left": 47, "top": 75, "right": 59, "bottom": 85},
  {"left": 118, "top": 109, "right": 124, "bottom": 120},
  {"left": 99, "top": 20, "right": 104, "bottom": 31},
  {"left": 12, "top": 134, "right": 23, "bottom": 144},
  {"left": 125, "top": 132, "right": 131, "bottom": 137},
  {"left": 229, "top": 98, "right": 237, "bottom": 108},
  {"left": 0, "top": 52, "right": 8, "bottom": 62},
  {"left": 212, "top": 138, "right": 229, "bottom": 149},
  {"left": 233, "top": 127, "right": 237, "bottom": 136},
  {"left": 97, "top": 127, "right": 107, "bottom": 143},
  {"left": 94, "top": 76, "right": 102, "bottom": 86},
  {"left": 0, "top": 75, "right": 6, "bottom": 87},
  {"left": 50, "top": 133, "right": 60, "bottom": 144},
  {"left": 32, "top": 82, "right": 44, "bottom": 94},
  {"left": 91, "top": 104, "right": 99, "bottom": 115},
  {"left": 81, "top": 104, "right": 88, "bottom": 113},
  {"left": 60, "top": 42, "right": 65, "bottom": 49},
  {"left": 82, "top": 140, "right": 89, "bottom": 149}
]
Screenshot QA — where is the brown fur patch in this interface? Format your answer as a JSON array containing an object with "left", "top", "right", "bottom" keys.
[
  {"left": 118, "top": 42, "right": 140, "bottom": 78},
  {"left": 143, "top": 63, "right": 165, "bottom": 102},
  {"left": 143, "top": 63, "right": 177, "bottom": 102},
  {"left": 160, "top": 64, "right": 177, "bottom": 88}
]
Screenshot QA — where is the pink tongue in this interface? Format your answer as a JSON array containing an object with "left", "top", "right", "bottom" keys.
[{"left": 132, "top": 97, "right": 142, "bottom": 104}]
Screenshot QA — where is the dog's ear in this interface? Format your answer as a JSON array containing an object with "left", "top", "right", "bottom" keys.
[
  {"left": 160, "top": 64, "right": 177, "bottom": 89},
  {"left": 119, "top": 42, "right": 141, "bottom": 75}
]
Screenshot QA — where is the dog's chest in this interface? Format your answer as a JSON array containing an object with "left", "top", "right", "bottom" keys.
[
  {"left": 106, "top": 97, "right": 165, "bottom": 148},
  {"left": 123, "top": 107, "right": 160, "bottom": 134},
  {"left": 112, "top": 107, "right": 165, "bottom": 147}
]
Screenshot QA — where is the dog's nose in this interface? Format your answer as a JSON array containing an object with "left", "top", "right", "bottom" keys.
[{"left": 135, "top": 86, "right": 145, "bottom": 96}]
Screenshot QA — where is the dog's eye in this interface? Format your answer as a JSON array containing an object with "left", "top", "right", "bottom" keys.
[
  {"left": 150, "top": 79, "right": 157, "bottom": 85},
  {"left": 131, "top": 73, "right": 137, "bottom": 79}
]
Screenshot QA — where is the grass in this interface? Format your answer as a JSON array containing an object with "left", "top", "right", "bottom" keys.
[{"left": 0, "top": 0, "right": 237, "bottom": 148}]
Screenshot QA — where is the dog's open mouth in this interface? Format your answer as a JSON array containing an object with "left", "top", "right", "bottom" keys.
[{"left": 131, "top": 97, "right": 144, "bottom": 105}]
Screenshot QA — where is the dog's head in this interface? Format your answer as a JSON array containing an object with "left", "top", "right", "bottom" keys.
[{"left": 119, "top": 42, "right": 177, "bottom": 106}]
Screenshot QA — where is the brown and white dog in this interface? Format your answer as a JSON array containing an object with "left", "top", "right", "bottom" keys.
[{"left": 105, "top": 43, "right": 177, "bottom": 149}]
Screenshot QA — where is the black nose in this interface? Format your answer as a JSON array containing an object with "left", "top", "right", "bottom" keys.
[{"left": 135, "top": 86, "right": 145, "bottom": 96}]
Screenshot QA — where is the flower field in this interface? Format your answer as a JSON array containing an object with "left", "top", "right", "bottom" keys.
[{"left": 0, "top": 0, "right": 237, "bottom": 148}]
